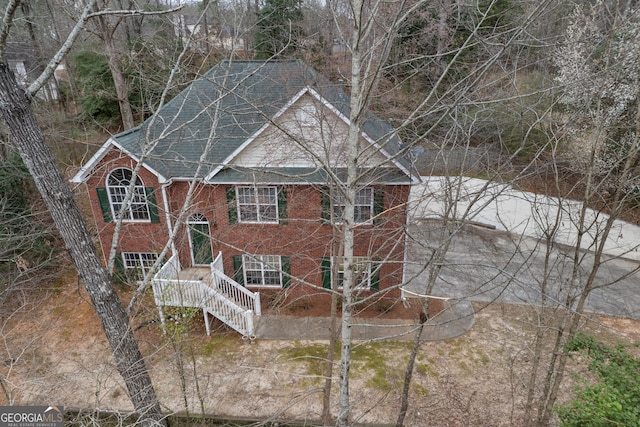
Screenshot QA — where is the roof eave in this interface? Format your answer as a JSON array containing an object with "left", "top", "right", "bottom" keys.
[
  {"left": 70, "top": 138, "right": 116, "bottom": 183},
  {"left": 69, "top": 135, "right": 169, "bottom": 184}
]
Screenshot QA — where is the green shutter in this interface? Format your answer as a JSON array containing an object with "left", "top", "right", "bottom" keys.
[
  {"left": 321, "top": 257, "right": 331, "bottom": 289},
  {"left": 370, "top": 259, "right": 381, "bottom": 291},
  {"left": 226, "top": 187, "right": 238, "bottom": 224},
  {"left": 113, "top": 253, "right": 127, "bottom": 285},
  {"left": 281, "top": 256, "right": 291, "bottom": 288},
  {"left": 232, "top": 255, "right": 244, "bottom": 286},
  {"left": 145, "top": 187, "right": 160, "bottom": 223},
  {"left": 96, "top": 187, "right": 112, "bottom": 222},
  {"left": 278, "top": 187, "right": 288, "bottom": 224},
  {"left": 320, "top": 188, "right": 331, "bottom": 224},
  {"left": 373, "top": 188, "right": 384, "bottom": 226}
]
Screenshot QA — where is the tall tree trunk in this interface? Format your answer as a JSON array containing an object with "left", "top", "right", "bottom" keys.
[
  {"left": 396, "top": 302, "right": 428, "bottom": 427},
  {"left": 396, "top": 237, "right": 450, "bottom": 425},
  {"left": 94, "top": 10, "right": 135, "bottom": 130},
  {"left": 336, "top": 9, "right": 365, "bottom": 422},
  {"left": 0, "top": 62, "right": 166, "bottom": 426},
  {"left": 322, "top": 232, "right": 342, "bottom": 424},
  {"left": 321, "top": 290, "right": 339, "bottom": 424}
]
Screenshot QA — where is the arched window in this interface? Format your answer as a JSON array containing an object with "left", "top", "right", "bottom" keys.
[{"left": 106, "top": 168, "right": 150, "bottom": 221}]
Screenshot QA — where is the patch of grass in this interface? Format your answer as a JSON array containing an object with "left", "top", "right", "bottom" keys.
[
  {"left": 52, "top": 305, "right": 66, "bottom": 316},
  {"left": 279, "top": 341, "right": 414, "bottom": 391},
  {"left": 412, "top": 383, "right": 430, "bottom": 399},
  {"left": 368, "top": 370, "right": 393, "bottom": 392},
  {"left": 279, "top": 342, "right": 331, "bottom": 379},
  {"left": 457, "top": 360, "right": 471, "bottom": 373},
  {"left": 352, "top": 342, "right": 410, "bottom": 391},
  {"left": 416, "top": 362, "right": 439, "bottom": 378},
  {"left": 446, "top": 338, "right": 465, "bottom": 356},
  {"left": 475, "top": 349, "right": 490, "bottom": 365},
  {"left": 200, "top": 335, "right": 238, "bottom": 357}
]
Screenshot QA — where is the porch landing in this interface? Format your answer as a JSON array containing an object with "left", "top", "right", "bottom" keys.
[{"left": 177, "top": 267, "right": 211, "bottom": 283}]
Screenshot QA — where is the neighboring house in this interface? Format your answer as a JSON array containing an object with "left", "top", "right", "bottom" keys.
[
  {"left": 6, "top": 42, "right": 59, "bottom": 101},
  {"left": 71, "top": 60, "right": 419, "bottom": 336},
  {"left": 174, "top": 15, "right": 246, "bottom": 55}
]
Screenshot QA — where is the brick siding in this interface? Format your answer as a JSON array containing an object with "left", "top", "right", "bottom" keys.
[{"left": 87, "top": 149, "right": 409, "bottom": 297}]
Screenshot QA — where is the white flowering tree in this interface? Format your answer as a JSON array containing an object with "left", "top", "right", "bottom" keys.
[
  {"left": 555, "top": 1, "right": 640, "bottom": 187},
  {"left": 522, "top": 2, "right": 640, "bottom": 425}
]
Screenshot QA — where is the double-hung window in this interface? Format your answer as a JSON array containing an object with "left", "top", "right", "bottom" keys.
[
  {"left": 331, "top": 188, "right": 374, "bottom": 224},
  {"left": 237, "top": 186, "right": 278, "bottom": 223},
  {"left": 321, "top": 256, "right": 380, "bottom": 290},
  {"left": 243, "top": 255, "right": 283, "bottom": 287},
  {"left": 107, "top": 168, "right": 150, "bottom": 221},
  {"left": 122, "top": 252, "right": 159, "bottom": 281},
  {"left": 336, "top": 257, "right": 372, "bottom": 289}
]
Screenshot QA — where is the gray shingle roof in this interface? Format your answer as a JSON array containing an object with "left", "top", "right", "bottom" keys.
[
  {"left": 112, "top": 60, "right": 414, "bottom": 181},
  {"left": 207, "top": 167, "right": 412, "bottom": 184}
]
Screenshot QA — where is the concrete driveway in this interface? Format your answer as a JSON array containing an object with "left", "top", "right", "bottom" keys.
[{"left": 403, "top": 219, "right": 640, "bottom": 320}]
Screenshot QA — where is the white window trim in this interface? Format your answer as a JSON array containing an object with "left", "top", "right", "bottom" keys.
[
  {"left": 106, "top": 168, "right": 151, "bottom": 222},
  {"left": 242, "top": 254, "right": 283, "bottom": 287},
  {"left": 332, "top": 256, "right": 372, "bottom": 289},
  {"left": 122, "top": 252, "right": 159, "bottom": 282},
  {"left": 332, "top": 188, "right": 374, "bottom": 225},
  {"left": 236, "top": 186, "right": 279, "bottom": 224}
]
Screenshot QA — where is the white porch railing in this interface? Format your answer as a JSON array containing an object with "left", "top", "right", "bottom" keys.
[
  {"left": 210, "top": 253, "right": 261, "bottom": 316},
  {"left": 151, "top": 253, "right": 259, "bottom": 337},
  {"left": 155, "top": 253, "right": 180, "bottom": 280}
]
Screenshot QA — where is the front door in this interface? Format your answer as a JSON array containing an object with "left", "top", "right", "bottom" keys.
[{"left": 188, "top": 213, "right": 213, "bottom": 265}]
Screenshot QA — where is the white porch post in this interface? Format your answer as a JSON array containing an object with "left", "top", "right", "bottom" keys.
[
  {"left": 203, "top": 309, "right": 211, "bottom": 335},
  {"left": 158, "top": 305, "right": 166, "bottom": 334}
]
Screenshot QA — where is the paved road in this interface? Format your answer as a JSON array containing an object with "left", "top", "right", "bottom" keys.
[{"left": 403, "top": 220, "right": 640, "bottom": 320}]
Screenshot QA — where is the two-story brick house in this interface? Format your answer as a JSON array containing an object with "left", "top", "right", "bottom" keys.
[{"left": 71, "top": 60, "right": 419, "bottom": 335}]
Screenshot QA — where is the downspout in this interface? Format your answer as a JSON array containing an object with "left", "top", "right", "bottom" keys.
[
  {"left": 401, "top": 158, "right": 421, "bottom": 301},
  {"left": 402, "top": 196, "right": 410, "bottom": 301},
  {"left": 161, "top": 179, "right": 179, "bottom": 270}
]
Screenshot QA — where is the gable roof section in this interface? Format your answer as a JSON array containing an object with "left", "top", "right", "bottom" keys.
[
  {"left": 70, "top": 137, "right": 168, "bottom": 183},
  {"left": 73, "top": 60, "right": 418, "bottom": 184}
]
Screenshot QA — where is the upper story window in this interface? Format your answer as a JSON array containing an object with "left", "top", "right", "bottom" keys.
[
  {"left": 107, "top": 168, "right": 150, "bottom": 221},
  {"left": 332, "top": 188, "right": 374, "bottom": 224},
  {"left": 237, "top": 186, "right": 278, "bottom": 223}
]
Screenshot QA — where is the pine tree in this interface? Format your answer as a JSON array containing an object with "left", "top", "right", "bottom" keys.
[{"left": 254, "top": 0, "right": 304, "bottom": 59}]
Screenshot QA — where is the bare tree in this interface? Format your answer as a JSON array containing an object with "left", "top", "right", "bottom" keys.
[
  {"left": 522, "top": 2, "right": 640, "bottom": 424},
  {"left": 0, "top": 1, "right": 173, "bottom": 424},
  {"left": 324, "top": 0, "right": 560, "bottom": 424}
]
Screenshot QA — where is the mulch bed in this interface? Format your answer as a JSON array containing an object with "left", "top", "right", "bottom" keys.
[{"left": 262, "top": 291, "right": 445, "bottom": 321}]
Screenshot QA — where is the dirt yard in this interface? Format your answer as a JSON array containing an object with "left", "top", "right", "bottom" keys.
[{"left": 1, "top": 273, "right": 639, "bottom": 426}]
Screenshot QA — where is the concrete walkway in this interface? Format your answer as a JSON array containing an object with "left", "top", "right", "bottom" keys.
[{"left": 255, "top": 298, "right": 475, "bottom": 341}]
